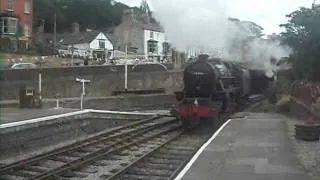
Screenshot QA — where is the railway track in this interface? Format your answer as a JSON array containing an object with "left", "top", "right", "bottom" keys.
[
  {"left": 0, "top": 95, "right": 265, "bottom": 180},
  {"left": 108, "top": 94, "right": 266, "bottom": 180},
  {"left": 0, "top": 115, "right": 182, "bottom": 180}
]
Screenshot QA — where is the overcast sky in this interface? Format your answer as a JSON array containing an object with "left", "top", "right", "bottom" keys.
[{"left": 117, "top": 0, "right": 314, "bottom": 35}]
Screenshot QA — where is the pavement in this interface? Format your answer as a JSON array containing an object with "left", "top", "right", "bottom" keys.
[
  {"left": 0, "top": 107, "right": 79, "bottom": 124},
  {"left": 179, "top": 112, "right": 314, "bottom": 180}
]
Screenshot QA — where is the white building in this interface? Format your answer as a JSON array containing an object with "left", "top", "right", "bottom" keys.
[
  {"left": 44, "top": 23, "right": 114, "bottom": 60},
  {"left": 143, "top": 29, "right": 167, "bottom": 59},
  {"left": 61, "top": 31, "right": 114, "bottom": 59},
  {"left": 113, "top": 9, "right": 171, "bottom": 61}
]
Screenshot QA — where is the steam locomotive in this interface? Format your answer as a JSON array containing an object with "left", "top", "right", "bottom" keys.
[{"left": 172, "top": 54, "right": 274, "bottom": 129}]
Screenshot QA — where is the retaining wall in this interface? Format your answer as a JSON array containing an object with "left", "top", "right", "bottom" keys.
[{"left": 0, "top": 64, "right": 183, "bottom": 100}]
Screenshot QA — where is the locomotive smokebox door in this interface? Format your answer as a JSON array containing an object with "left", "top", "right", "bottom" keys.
[{"left": 175, "top": 91, "right": 184, "bottom": 101}]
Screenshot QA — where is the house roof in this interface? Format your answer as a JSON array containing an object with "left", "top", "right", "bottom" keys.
[
  {"left": 42, "top": 30, "right": 114, "bottom": 45},
  {"left": 141, "top": 23, "right": 164, "bottom": 32}
]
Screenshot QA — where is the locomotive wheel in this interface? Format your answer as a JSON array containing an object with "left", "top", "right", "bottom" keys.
[
  {"left": 199, "top": 117, "right": 218, "bottom": 129},
  {"left": 182, "top": 120, "right": 191, "bottom": 130}
]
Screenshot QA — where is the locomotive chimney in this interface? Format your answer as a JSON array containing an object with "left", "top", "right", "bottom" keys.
[{"left": 198, "top": 54, "right": 209, "bottom": 61}]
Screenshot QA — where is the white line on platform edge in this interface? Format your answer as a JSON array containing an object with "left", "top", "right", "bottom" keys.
[
  {"left": 174, "top": 119, "right": 232, "bottom": 180},
  {"left": 0, "top": 109, "right": 164, "bottom": 129}
]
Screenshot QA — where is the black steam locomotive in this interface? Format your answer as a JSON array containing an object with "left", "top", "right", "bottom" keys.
[{"left": 172, "top": 54, "right": 274, "bottom": 129}]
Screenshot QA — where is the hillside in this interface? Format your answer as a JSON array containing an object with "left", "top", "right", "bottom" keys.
[{"left": 33, "top": 0, "right": 131, "bottom": 33}]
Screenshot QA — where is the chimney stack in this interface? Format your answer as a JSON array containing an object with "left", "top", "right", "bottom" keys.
[
  {"left": 142, "top": 13, "right": 150, "bottom": 24},
  {"left": 72, "top": 22, "right": 80, "bottom": 34},
  {"left": 122, "top": 9, "right": 135, "bottom": 24}
]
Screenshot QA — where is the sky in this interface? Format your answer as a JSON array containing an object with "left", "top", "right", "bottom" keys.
[{"left": 117, "top": 0, "right": 313, "bottom": 35}]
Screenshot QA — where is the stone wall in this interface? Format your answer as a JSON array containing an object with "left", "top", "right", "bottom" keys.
[
  {"left": 0, "top": 112, "right": 154, "bottom": 162},
  {"left": 0, "top": 64, "right": 183, "bottom": 100}
]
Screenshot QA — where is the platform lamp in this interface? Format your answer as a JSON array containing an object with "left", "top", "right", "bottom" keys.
[{"left": 76, "top": 78, "right": 90, "bottom": 110}]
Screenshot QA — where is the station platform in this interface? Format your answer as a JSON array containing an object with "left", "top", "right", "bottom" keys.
[
  {"left": 176, "top": 112, "right": 313, "bottom": 180},
  {"left": 0, "top": 107, "right": 79, "bottom": 124}
]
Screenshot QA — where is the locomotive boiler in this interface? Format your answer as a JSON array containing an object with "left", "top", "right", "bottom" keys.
[{"left": 172, "top": 54, "right": 273, "bottom": 129}]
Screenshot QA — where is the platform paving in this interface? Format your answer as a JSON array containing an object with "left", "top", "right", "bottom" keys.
[
  {"left": 0, "top": 107, "right": 79, "bottom": 124},
  {"left": 179, "top": 112, "right": 314, "bottom": 180}
]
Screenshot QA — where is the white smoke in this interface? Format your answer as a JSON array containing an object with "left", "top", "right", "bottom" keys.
[{"left": 150, "top": 0, "right": 291, "bottom": 77}]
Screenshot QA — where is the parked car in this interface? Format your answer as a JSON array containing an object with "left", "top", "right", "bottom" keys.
[{"left": 11, "top": 63, "right": 37, "bottom": 69}]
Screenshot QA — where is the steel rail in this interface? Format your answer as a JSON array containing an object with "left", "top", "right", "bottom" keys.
[
  {"left": 0, "top": 115, "right": 175, "bottom": 177},
  {"left": 31, "top": 123, "right": 182, "bottom": 180}
]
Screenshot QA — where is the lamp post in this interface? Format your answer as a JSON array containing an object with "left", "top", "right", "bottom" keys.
[
  {"left": 71, "top": 44, "right": 74, "bottom": 66},
  {"left": 125, "top": 44, "right": 128, "bottom": 91},
  {"left": 76, "top": 78, "right": 90, "bottom": 110},
  {"left": 53, "top": 0, "right": 67, "bottom": 54},
  {"left": 53, "top": 11, "right": 57, "bottom": 53}
]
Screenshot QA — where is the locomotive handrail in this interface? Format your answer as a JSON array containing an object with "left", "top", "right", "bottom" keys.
[
  {"left": 218, "top": 76, "right": 237, "bottom": 79},
  {"left": 215, "top": 87, "right": 241, "bottom": 94}
]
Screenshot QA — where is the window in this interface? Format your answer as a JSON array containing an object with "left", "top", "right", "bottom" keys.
[
  {"left": 99, "top": 40, "right": 105, "bottom": 49},
  {"left": 0, "top": 17, "right": 18, "bottom": 34},
  {"left": 163, "top": 42, "right": 170, "bottom": 55},
  {"left": 8, "top": 0, "right": 14, "bottom": 10},
  {"left": 147, "top": 40, "right": 158, "bottom": 54},
  {"left": 7, "top": 18, "right": 17, "bottom": 34},
  {"left": 0, "top": 19, "right": 2, "bottom": 34},
  {"left": 24, "top": 24, "right": 31, "bottom": 37},
  {"left": 24, "top": 0, "right": 31, "bottom": 13},
  {"left": 150, "top": 31, "right": 154, "bottom": 38}
]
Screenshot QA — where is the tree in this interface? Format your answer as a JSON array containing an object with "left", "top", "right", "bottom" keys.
[
  {"left": 280, "top": 7, "right": 320, "bottom": 81},
  {"left": 140, "top": 0, "right": 151, "bottom": 15},
  {"left": 33, "top": 0, "right": 129, "bottom": 33}
]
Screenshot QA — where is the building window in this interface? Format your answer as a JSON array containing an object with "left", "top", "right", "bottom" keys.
[
  {"left": 150, "top": 31, "right": 154, "bottom": 39},
  {"left": 147, "top": 40, "right": 158, "bottom": 54},
  {"left": 24, "top": 24, "right": 31, "bottom": 37},
  {"left": 8, "top": 18, "right": 17, "bottom": 34},
  {"left": 162, "top": 42, "right": 170, "bottom": 55},
  {"left": 24, "top": 0, "right": 31, "bottom": 13},
  {"left": 99, "top": 40, "right": 105, "bottom": 49},
  {"left": 0, "top": 17, "right": 18, "bottom": 34},
  {"left": 8, "top": 0, "right": 14, "bottom": 10}
]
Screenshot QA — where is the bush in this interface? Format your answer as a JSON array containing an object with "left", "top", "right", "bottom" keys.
[
  {"left": 276, "top": 95, "right": 291, "bottom": 113},
  {"left": 275, "top": 76, "right": 292, "bottom": 94},
  {"left": 311, "top": 101, "right": 320, "bottom": 119}
]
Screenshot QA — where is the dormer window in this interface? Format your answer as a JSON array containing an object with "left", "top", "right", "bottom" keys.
[
  {"left": 99, "top": 40, "right": 105, "bottom": 49},
  {"left": 150, "top": 31, "right": 154, "bottom": 39}
]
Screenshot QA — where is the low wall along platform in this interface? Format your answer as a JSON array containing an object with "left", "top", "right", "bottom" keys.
[{"left": 0, "top": 110, "right": 164, "bottom": 164}]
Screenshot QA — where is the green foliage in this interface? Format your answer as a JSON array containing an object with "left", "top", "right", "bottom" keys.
[
  {"left": 33, "top": 0, "right": 130, "bottom": 33},
  {"left": 275, "top": 76, "right": 292, "bottom": 94},
  {"left": 280, "top": 7, "right": 320, "bottom": 81},
  {"left": 139, "top": 0, "right": 151, "bottom": 14},
  {"left": 276, "top": 95, "right": 291, "bottom": 113},
  {"left": 311, "top": 102, "right": 320, "bottom": 119}
]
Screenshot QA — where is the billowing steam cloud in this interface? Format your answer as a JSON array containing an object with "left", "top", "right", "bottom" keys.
[{"left": 150, "top": 0, "right": 291, "bottom": 76}]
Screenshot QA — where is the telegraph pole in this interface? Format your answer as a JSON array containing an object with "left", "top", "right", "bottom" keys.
[{"left": 53, "top": 11, "right": 57, "bottom": 54}]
